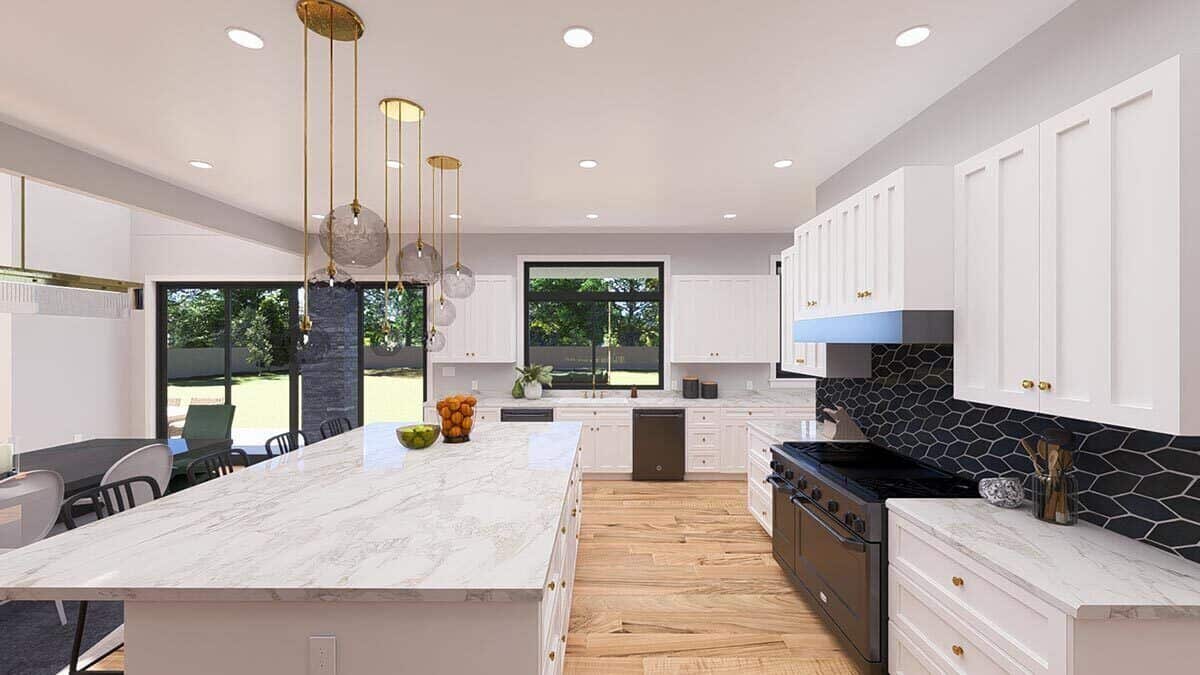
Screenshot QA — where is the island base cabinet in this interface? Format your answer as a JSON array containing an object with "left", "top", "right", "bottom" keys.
[{"left": 124, "top": 600, "right": 543, "bottom": 675}]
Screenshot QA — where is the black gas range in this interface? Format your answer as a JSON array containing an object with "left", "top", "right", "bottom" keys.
[{"left": 768, "top": 441, "right": 978, "bottom": 674}]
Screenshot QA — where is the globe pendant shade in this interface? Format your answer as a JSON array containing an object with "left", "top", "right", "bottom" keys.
[
  {"left": 318, "top": 203, "right": 388, "bottom": 268},
  {"left": 399, "top": 240, "right": 441, "bottom": 285},
  {"left": 441, "top": 263, "right": 476, "bottom": 299}
]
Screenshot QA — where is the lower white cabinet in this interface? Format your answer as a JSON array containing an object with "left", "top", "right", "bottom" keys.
[
  {"left": 688, "top": 408, "right": 814, "bottom": 475},
  {"left": 540, "top": 456, "right": 582, "bottom": 674},
  {"left": 745, "top": 425, "right": 777, "bottom": 535},
  {"left": 889, "top": 510, "right": 1200, "bottom": 675},
  {"left": 555, "top": 408, "right": 632, "bottom": 472}
]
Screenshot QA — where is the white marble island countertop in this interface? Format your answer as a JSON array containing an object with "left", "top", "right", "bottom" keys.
[
  {"left": 0, "top": 421, "right": 582, "bottom": 603},
  {"left": 888, "top": 498, "right": 1200, "bottom": 620}
]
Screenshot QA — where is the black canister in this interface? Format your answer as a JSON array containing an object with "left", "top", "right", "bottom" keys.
[
  {"left": 701, "top": 381, "right": 718, "bottom": 399},
  {"left": 682, "top": 377, "right": 700, "bottom": 399}
]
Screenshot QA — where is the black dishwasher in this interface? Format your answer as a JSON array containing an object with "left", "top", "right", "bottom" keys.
[
  {"left": 632, "top": 409, "right": 686, "bottom": 480},
  {"left": 500, "top": 408, "right": 554, "bottom": 422}
]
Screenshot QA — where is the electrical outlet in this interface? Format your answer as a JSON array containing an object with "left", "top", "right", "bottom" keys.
[
  {"left": 308, "top": 635, "right": 336, "bottom": 675},
  {"left": 746, "top": 380, "right": 754, "bottom": 391},
  {"left": 441, "top": 367, "right": 456, "bottom": 377},
  {"left": 470, "top": 380, "right": 478, "bottom": 391}
]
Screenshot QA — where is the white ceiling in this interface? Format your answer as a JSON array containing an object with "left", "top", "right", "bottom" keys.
[{"left": 1, "top": 1, "right": 1072, "bottom": 234}]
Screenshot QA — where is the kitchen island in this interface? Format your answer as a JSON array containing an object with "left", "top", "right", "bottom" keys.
[{"left": 0, "top": 421, "right": 583, "bottom": 675}]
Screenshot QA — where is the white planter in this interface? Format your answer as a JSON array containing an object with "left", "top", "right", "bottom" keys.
[{"left": 522, "top": 381, "right": 543, "bottom": 400}]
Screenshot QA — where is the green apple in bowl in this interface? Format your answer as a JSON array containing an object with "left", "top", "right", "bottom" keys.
[{"left": 396, "top": 424, "right": 441, "bottom": 449}]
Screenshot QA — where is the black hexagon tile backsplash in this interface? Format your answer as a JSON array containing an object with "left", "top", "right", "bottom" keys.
[{"left": 816, "top": 344, "right": 1200, "bottom": 564}]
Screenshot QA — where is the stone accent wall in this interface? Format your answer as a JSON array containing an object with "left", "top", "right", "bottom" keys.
[{"left": 300, "top": 285, "right": 359, "bottom": 439}]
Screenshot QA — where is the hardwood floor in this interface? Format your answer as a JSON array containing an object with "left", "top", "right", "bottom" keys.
[
  {"left": 100, "top": 481, "right": 854, "bottom": 674},
  {"left": 565, "top": 480, "right": 858, "bottom": 675}
]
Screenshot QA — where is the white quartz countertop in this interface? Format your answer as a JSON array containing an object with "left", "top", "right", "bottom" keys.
[
  {"left": 0, "top": 422, "right": 582, "bottom": 603},
  {"left": 887, "top": 498, "right": 1200, "bottom": 620},
  {"left": 426, "top": 388, "right": 815, "bottom": 410}
]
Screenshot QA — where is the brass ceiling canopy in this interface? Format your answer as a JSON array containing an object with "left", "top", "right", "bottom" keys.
[
  {"left": 426, "top": 155, "right": 462, "bottom": 170},
  {"left": 295, "top": 0, "right": 363, "bottom": 41},
  {"left": 379, "top": 98, "right": 426, "bottom": 123}
]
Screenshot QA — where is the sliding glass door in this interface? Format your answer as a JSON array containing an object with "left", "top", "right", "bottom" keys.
[
  {"left": 158, "top": 281, "right": 428, "bottom": 450},
  {"left": 158, "top": 283, "right": 299, "bottom": 451}
]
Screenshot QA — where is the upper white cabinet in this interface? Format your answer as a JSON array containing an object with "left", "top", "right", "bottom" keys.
[
  {"left": 430, "top": 275, "right": 516, "bottom": 363},
  {"left": 793, "top": 166, "right": 953, "bottom": 320},
  {"left": 671, "top": 275, "right": 776, "bottom": 363},
  {"left": 955, "top": 56, "right": 1190, "bottom": 434},
  {"left": 783, "top": 235, "right": 872, "bottom": 379}
]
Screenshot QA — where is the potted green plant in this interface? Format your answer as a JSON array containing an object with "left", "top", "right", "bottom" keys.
[{"left": 513, "top": 364, "right": 553, "bottom": 400}]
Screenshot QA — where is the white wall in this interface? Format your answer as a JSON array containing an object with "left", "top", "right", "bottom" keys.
[
  {"left": 816, "top": 0, "right": 1200, "bottom": 210},
  {"left": 1, "top": 175, "right": 136, "bottom": 451}
]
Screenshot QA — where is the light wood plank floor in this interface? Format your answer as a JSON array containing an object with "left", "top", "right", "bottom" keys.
[
  {"left": 100, "top": 481, "right": 854, "bottom": 674},
  {"left": 566, "top": 480, "right": 858, "bottom": 675}
]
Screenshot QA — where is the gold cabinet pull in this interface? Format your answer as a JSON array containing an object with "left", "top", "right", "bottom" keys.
[
  {"left": 1021, "top": 379, "right": 1034, "bottom": 389},
  {"left": 863, "top": 290, "right": 872, "bottom": 298},
  {"left": 548, "top": 581, "right": 556, "bottom": 590},
  {"left": 951, "top": 645, "right": 964, "bottom": 657},
  {"left": 548, "top": 651, "right": 556, "bottom": 661},
  {"left": 855, "top": 291, "right": 864, "bottom": 298},
  {"left": 1038, "top": 381, "right": 1052, "bottom": 391},
  {"left": 952, "top": 576, "right": 964, "bottom": 587},
  {"left": 571, "top": 508, "right": 578, "bottom": 517},
  {"left": 561, "top": 526, "right": 567, "bottom": 534}
]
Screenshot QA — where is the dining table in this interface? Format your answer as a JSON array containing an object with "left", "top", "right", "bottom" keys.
[{"left": 15, "top": 437, "right": 233, "bottom": 495}]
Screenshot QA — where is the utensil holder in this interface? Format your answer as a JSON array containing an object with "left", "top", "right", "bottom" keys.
[{"left": 1031, "top": 470, "right": 1078, "bottom": 525}]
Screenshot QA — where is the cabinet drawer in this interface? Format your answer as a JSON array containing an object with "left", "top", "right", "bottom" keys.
[
  {"left": 891, "top": 566, "right": 1030, "bottom": 675},
  {"left": 473, "top": 407, "right": 500, "bottom": 425},
  {"left": 687, "top": 450, "right": 720, "bottom": 471},
  {"left": 687, "top": 429, "right": 719, "bottom": 449},
  {"left": 890, "top": 620, "right": 947, "bottom": 675},
  {"left": 889, "top": 515, "right": 1063, "bottom": 673},
  {"left": 555, "top": 408, "right": 632, "bottom": 421},
  {"left": 748, "top": 479, "right": 772, "bottom": 534},
  {"left": 747, "top": 452, "right": 771, "bottom": 486},
  {"left": 721, "top": 408, "right": 773, "bottom": 420},
  {"left": 746, "top": 431, "right": 775, "bottom": 464},
  {"left": 688, "top": 408, "right": 722, "bottom": 425}
]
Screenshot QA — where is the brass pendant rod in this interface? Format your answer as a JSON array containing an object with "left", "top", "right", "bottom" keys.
[
  {"left": 301, "top": 2, "right": 309, "bottom": 324},
  {"left": 439, "top": 163, "right": 447, "bottom": 302},
  {"left": 417, "top": 113, "right": 423, "bottom": 247},
  {"left": 353, "top": 30, "right": 359, "bottom": 207},
  {"left": 382, "top": 95, "right": 389, "bottom": 305},
  {"left": 455, "top": 166, "right": 461, "bottom": 269},
  {"left": 326, "top": 3, "right": 336, "bottom": 270},
  {"left": 397, "top": 103, "right": 404, "bottom": 279}
]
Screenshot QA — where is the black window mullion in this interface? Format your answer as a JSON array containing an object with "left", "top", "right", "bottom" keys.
[{"left": 223, "top": 290, "right": 232, "bottom": 404}]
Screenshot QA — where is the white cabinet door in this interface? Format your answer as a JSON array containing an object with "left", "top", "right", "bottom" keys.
[
  {"left": 780, "top": 246, "right": 801, "bottom": 374},
  {"left": 717, "top": 277, "right": 755, "bottom": 361},
  {"left": 430, "top": 275, "right": 516, "bottom": 363},
  {"left": 834, "top": 191, "right": 866, "bottom": 315},
  {"left": 1037, "top": 57, "right": 1180, "bottom": 431},
  {"left": 594, "top": 421, "right": 633, "bottom": 471},
  {"left": 862, "top": 172, "right": 900, "bottom": 312},
  {"left": 720, "top": 421, "right": 748, "bottom": 471},
  {"left": 794, "top": 223, "right": 814, "bottom": 319},
  {"left": 671, "top": 277, "right": 715, "bottom": 362},
  {"left": 953, "top": 126, "right": 1041, "bottom": 410}
]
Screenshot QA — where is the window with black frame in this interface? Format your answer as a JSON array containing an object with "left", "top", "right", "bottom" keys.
[{"left": 524, "top": 262, "right": 664, "bottom": 389}]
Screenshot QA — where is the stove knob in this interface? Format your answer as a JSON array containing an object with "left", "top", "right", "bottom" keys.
[
  {"left": 769, "top": 460, "right": 778, "bottom": 471},
  {"left": 827, "top": 500, "right": 839, "bottom": 513},
  {"left": 810, "top": 487, "right": 822, "bottom": 501},
  {"left": 797, "top": 477, "right": 808, "bottom": 489},
  {"left": 844, "top": 512, "right": 856, "bottom": 527},
  {"left": 854, "top": 518, "right": 866, "bottom": 534},
  {"left": 784, "top": 470, "right": 795, "bottom": 480}
]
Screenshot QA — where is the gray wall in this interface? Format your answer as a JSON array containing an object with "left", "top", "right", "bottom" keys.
[{"left": 816, "top": 0, "right": 1200, "bottom": 211}]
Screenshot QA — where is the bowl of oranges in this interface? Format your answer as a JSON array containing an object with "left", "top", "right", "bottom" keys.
[{"left": 436, "top": 394, "right": 477, "bottom": 443}]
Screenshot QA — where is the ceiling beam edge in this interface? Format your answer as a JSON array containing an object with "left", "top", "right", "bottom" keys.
[{"left": 0, "top": 120, "right": 301, "bottom": 255}]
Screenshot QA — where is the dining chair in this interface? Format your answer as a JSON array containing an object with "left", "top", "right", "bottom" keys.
[
  {"left": 181, "top": 404, "right": 236, "bottom": 440},
  {"left": 0, "top": 470, "right": 68, "bottom": 625},
  {"left": 61, "top": 476, "right": 163, "bottom": 675},
  {"left": 101, "top": 444, "right": 173, "bottom": 504},
  {"left": 319, "top": 417, "right": 353, "bottom": 440},
  {"left": 264, "top": 430, "right": 310, "bottom": 457},
  {"left": 185, "top": 448, "right": 249, "bottom": 486}
]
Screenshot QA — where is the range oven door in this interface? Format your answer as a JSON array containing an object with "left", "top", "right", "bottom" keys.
[
  {"left": 791, "top": 493, "right": 881, "bottom": 664},
  {"left": 766, "top": 469, "right": 796, "bottom": 573}
]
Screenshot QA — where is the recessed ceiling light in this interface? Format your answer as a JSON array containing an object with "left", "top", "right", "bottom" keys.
[
  {"left": 578, "top": 159, "right": 598, "bottom": 169},
  {"left": 188, "top": 160, "right": 214, "bottom": 169},
  {"left": 723, "top": 213, "right": 737, "bottom": 220},
  {"left": 895, "top": 25, "right": 931, "bottom": 47},
  {"left": 773, "top": 159, "right": 793, "bottom": 169},
  {"left": 225, "top": 27, "right": 264, "bottom": 50},
  {"left": 386, "top": 159, "right": 404, "bottom": 169},
  {"left": 449, "top": 213, "right": 462, "bottom": 219},
  {"left": 585, "top": 213, "right": 599, "bottom": 220},
  {"left": 563, "top": 26, "right": 594, "bottom": 49}
]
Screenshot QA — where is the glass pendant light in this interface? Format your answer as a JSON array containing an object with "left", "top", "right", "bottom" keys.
[
  {"left": 318, "top": 25, "right": 387, "bottom": 268},
  {"left": 399, "top": 105, "right": 440, "bottom": 284},
  {"left": 426, "top": 324, "right": 446, "bottom": 352},
  {"left": 296, "top": 1, "right": 368, "bottom": 361},
  {"left": 441, "top": 160, "right": 476, "bottom": 299},
  {"left": 432, "top": 295, "right": 456, "bottom": 326}
]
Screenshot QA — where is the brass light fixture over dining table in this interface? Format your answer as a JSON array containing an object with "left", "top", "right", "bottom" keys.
[{"left": 439, "top": 158, "right": 475, "bottom": 300}]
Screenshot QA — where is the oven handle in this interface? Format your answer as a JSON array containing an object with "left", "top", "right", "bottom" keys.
[
  {"left": 766, "top": 474, "right": 789, "bottom": 490},
  {"left": 791, "top": 495, "right": 867, "bottom": 553}
]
